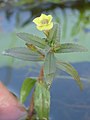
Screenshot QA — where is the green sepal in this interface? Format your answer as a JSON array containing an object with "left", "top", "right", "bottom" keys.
[
  {"left": 17, "top": 33, "right": 46, "bottom": 49},
  {"left": 34, "top": 82, "right": 50, "bottom": 120},
  {"left": 54, "top": 43, "right": 87, "bottom": 53},
  {"left": 56, "top": 60, "right": 83, "bottom": 90},
  {"left": 20, "top": 78, "right": 36, "bottom": 103},
  {"left": 44, "top": 52, "right": 56, "bottom": 86},
  {"left": 48, "top": 23, "right": 60, "bottom": 45},
  {"left": 3, "top": 47, "right": 44, "bottom": 61}
]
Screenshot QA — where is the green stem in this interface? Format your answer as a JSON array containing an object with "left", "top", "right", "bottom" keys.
[
  {"left": 28, "top": 66, "right": 44, "bottom": 119},
  {"left": 44, "top": 30, "right": 49, "bottom": 37},
  {"left": 38, "top": 66, "right": 44, "bottom": 82}
]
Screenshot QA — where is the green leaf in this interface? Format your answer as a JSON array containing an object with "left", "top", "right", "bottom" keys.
[
  {"left": 25, "top": 43, "right": 45, "bottom": 56},
  {"left": 44, "top": 52, "right": 56, "bottom": 86},
  {"left": 56, "top": 60, "right": 83, "bottom": 90},
  {"left": 71, "top": 23, "right": 81, "bottom": 36},
  {"left": 54, "top": 43, "right": 87, "bottom": 53},
  {"left": 3, "top": 47, "right": 44, "bottom": 61},
  {"left": 20, "top": 78, "right": 36, "bottom": 103},
  {"left": 48, "top": 23, "right": 60, "bottom": 44},
  {"left": 17, "top": 33, "right": 46, "bottom": 49},
  {"left": 34, "top": 82, "right": 50, "bottom": 120}
]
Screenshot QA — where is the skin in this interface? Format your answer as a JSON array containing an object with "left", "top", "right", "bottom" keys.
[{"left": 0, "top": 82, "right": 27, "bottom": 120}]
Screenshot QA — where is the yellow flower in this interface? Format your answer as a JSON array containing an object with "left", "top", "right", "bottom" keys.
[{"left": 33, "top": 14, "right": 53, "bottom": 31}]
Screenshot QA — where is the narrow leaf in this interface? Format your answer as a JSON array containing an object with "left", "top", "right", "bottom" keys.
[
  {"left": 44, "top": 52, "right": 56, "bottom": 86},
  {"left": 3, "top": 47, "right": 44, "bottom": 61},
  {"left": 26, "top": 43, "right": 45, "bottom": 56},
  {"left": 20, "top": 78, "right": 36, "bottom": 103},
  {"left": 34, "top": 82, "right": 50, "bottom": 119},
  {"left": 48, "top": 23, "right": 60, "bottom": 44},
  {"left": 54, "top": 43, "right": 87, "bottom": 53},
  {"left": 17, "top": 33, "right": 46, "bottom": 49},
  {"left": 56, "top": 60, "right": 83, "bottom": 90}
]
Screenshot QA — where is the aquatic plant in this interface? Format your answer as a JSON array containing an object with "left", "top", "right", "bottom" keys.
[{"left": 3, "top": 14, "right": 87, "bottom": 120}]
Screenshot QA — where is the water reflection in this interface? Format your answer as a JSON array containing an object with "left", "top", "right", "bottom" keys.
[{"left": 50, "top": 77, "right": 90, "bottom": 120}]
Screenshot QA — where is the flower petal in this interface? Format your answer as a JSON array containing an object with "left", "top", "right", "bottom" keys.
[
  {"left": 33, "top": 17, "right": 41, "bottom": 25},
  {"left": 40, "top": 14, "right": 48, "bottom": 19},
  {"left": 33, "top": 14, "right": 53, "bottom": 31},
  {"left": 48, "top": 15, "right": 53, "bottom": 24},
  {"left": 37, "top": 22, "right": 53, "bottom": 31}
]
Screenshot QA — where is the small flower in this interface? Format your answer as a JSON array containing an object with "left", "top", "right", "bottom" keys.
[{"left": 33, "top": 14, "right": 53, "bottom": 31}]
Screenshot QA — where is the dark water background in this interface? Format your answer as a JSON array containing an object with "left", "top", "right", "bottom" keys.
[
  {"left": 0, "top": 1, "right": 90, "bottom": 120},
  {"left": 0, "top": 62, "right": 90, "bottom": 120}
]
